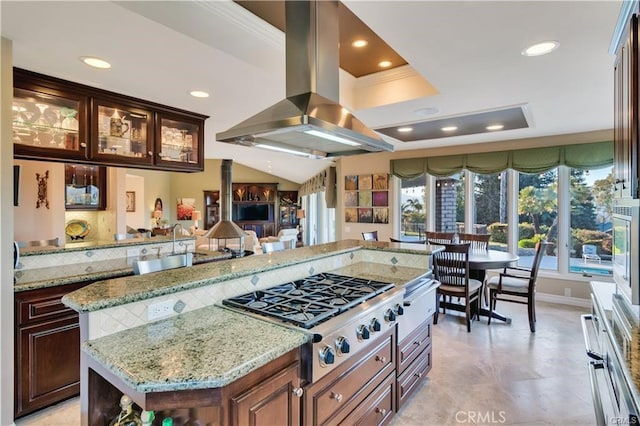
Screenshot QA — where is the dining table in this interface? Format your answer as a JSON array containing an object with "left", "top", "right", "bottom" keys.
[{"left": 437, "top": 248, "right": 519, "bottom": 323}]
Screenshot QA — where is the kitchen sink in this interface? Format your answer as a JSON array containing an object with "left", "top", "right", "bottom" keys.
[{"left": 132, "top": 252, "right": 193, "bottom": 275}]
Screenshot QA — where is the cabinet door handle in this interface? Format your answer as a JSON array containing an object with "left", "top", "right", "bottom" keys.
[
  {"left": 413, "top": 340, "right": 421, "bottom": 346},
  {"left": 80, "top": 142, "right": 87, "bottom": 148},
  {"left": 330, "top": 392, "right": 343, "bottom": 403},
  {"left": 292, "top": 387, "right": 303, "bottom": 398},
  {"left": 414, "top": 372, "right": 422, "bottom": 378},
  {"left": 375, "top": 355, "right": 386, "bottom": 363},
  {"left": 376, "top": 408, "right": 387, "bottom": 416}
]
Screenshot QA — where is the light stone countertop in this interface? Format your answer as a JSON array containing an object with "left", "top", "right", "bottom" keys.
[
  {"left": 82, "top": 305, "right": 311, "bottom": 393},
  {"left": 14, "top": 251, "right": 231, "bottom": 293},
  {"left": 63, "top": 240, "right": 439, "bottom": 313},
  {"left": 329, "top": 262, "right": 429, "bottom": 287}
]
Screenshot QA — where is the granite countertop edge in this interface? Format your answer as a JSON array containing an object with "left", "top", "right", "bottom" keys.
[{"left": 82, "top": 306, "right": 312, "bottom": 393}]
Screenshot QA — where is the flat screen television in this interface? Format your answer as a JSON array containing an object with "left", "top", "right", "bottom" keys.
[{"left": 237, "top": 204, "right": 270, "bottom": 221}]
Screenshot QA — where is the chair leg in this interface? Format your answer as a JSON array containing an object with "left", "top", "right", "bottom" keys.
[
  {"left": 528, "top": 298, "right": 536, "bottom": 332},
  {"left": 433, "top": 294, "right": 440, "bottom": 325},
  {"left": 488, "top": 290, "right": 495, "bottom": 325},
  {"left": 465, "top": 300, "right": 472, "bottom": 332}
]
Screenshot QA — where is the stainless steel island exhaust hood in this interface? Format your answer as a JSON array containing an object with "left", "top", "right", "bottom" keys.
[{"left": 216, "top": 1, "right": 394, "bottom": 158}]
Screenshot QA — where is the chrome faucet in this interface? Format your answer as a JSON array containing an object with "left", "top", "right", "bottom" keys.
[{"left": 172, "top": 223, "right": 184, "bottom": 254}]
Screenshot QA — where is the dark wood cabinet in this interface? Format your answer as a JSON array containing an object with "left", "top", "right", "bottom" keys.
[
  {"left": 14, "top": 282, "right": 88, "bottom": 418},
  {"left": 230, "top": 361, "right": 302, "bottom": 426},
  {"left": 232, "top": 183, "right": 278, "bottom": 238},
  {"left": 64, "top": 164, "right": 107, "bottom": 210},
  {"left": 13, "top": 68, "right": 207, "bottom": 172},
  {"left": 13, "top": 74, "right": 89, "bottom": 162},
  {"left": 203, "top": 190, "right": 220, "bottom": 229},
  {"left": 614, "top": 13, "right": 640, "bottom": 199}
]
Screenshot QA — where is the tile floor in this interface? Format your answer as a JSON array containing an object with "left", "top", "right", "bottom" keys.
[{"left": 14, "top": 301, "right": 593, "bottom": 426}]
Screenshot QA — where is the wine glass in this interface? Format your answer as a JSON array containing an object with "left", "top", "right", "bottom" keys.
[{"left": 60, "top": 107, "right": 79, "bottom": 131}]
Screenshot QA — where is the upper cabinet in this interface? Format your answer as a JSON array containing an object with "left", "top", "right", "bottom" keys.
[
  {"left": 91, "top": 99, "right": 154, "bottom": 167},
  {"left": 155, "top": 111, "right": 204, "bottom": 170},
  {"left": 13, "top": 68, "right": 207, "bottom": 172},
  {"left": 13, "top": 73, "right": 89, "bottom": 161},
  {"left": 613, "top": 13, "right": 640, "bottom": 199}
]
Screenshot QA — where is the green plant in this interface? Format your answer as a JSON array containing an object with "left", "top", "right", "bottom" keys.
[{"left": 487, "top": 222, "right": 508, "bottom": 244}]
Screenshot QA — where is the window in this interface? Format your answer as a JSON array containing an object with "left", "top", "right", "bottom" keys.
[
  {"left": 474, "top": 171, "right": 508, "bottom": 248},
  {"left": 400, "top": 176, "right": 426, "bottom": 239},
  {"left": 568, "top": 167, "right": 614, "bottom": 276},
  {"left": 517, "top": 169, "right": 557, "bottom": 270},
  {"left": 435, "top": 173, "right": 464, "bottom": 233}
]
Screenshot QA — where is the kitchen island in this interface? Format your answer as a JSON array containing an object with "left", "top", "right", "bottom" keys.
[{"left": 64, "top": 240, "right": 439, "bottom": 425}]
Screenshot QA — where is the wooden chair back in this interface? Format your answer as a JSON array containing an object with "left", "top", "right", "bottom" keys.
[
  {"left": 17, "top": 237, "right": 60, "bottom": 248},
  {"left": 528, "top": 241, "right": 548, "bottom": 292},
  {"left": 425, "top": 231, "right": 453, "bottom": 244},
  {"left": 431, "top": 242, "right": 471, "bottom": 290},
  {"left": 362, "top": 231, "right": 379, "bottom": 241},
  {"left": 459, "top": 233, "right": 490, "bottom": 250}
]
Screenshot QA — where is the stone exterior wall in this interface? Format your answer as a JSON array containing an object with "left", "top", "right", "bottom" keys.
[{"left": 435, "top": 178, "right": 458, "bottom": 232}]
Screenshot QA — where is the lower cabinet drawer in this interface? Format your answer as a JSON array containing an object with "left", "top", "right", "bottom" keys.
[
  {"left": 397, "top": 344, "right": 431, "bottom": 410},
  {"left": 397, "top": 318, "right": 432, "bottom": 375},
  {"left": 339, "top": 372, "right": 395, "bottom": 426}
]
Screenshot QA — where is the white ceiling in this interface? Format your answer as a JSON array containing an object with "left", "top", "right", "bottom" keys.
[{"left": 1, "top": 1, "right": 621, "bottom": 183}]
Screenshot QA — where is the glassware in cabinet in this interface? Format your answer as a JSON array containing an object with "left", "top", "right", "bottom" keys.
[
  {"left": 155, "top": 112, "right": 204, "bottom": 171},
  {"left": 13, "top": 86, "right": 88, "bottom": 161},
  {"left": 64, "top": 164, "right": 107, "bottom": 210},
  {"left": 91, "top": 100, "right": 154, "bottom": 166}
]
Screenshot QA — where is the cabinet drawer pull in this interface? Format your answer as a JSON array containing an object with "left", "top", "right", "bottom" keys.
[
  {"left": 80, "top": 142, "right": 87, "bottom": 148},
  {"left": 413, "top": 340, "right": 421, "bottom": 346},
  {"left": 414, "top": 372, "right": 422, "bottom": 378},
  {"left": 330, "top": 392, "right": 343, "bottom": 403},
  {"left": 375, "top": 355, "right": 386, "bottom": 363},
  {"left": 376, "top": 408, "right": 387, "bottom": 416},
  {"left": 292, "top": 387, "right": 303, "bottom": 398}
]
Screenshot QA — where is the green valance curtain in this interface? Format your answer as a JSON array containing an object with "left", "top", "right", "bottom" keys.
[
  {"left": 390, "top": 141, "right": 613, "bottom": 179},
  {"left": 299, "top": 166, "right": 337, "bottom": 208}
]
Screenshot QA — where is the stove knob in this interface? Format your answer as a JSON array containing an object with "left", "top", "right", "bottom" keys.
[
  {"left": 369, "top": 318, "right": 381, "bottom": 333},
  {"left": 384, "top": 308, "right": 396, "bottom": 323},
  {"left": 335, "top": 336, "right": 350, "bottom": 355},
  {"left": 319, "top": 345, "right": 336, "bottom": 366},
  {"left": 394, "top": 303, "right": 404, "bottom": 316},
  {"left": 357, "top": 324, "right": 371, "bottom": 340}
]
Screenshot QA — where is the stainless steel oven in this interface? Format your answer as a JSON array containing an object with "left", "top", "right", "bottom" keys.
[
  {"left": 582, "top": 292, "right": 639, "bottom": 425},
  {"left": 612, "top": 203, "right": 639, "bottom": 305}
]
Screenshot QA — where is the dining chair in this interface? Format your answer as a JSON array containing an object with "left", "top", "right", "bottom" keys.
[
  {"left": 459, "top": 233, "right": 490, "bottom": 250},
  {"left": 261, "top": 239, "right": 294, "bottom": 253},
  {"left": 362, "top": 231, "right": 379, "bottom": 241},
  {"left": 425, "top": 231, "right": 454, "bottom": 244},
  {"left": 430, "top": 242, "right": 483, "bottom": 332},
  {"left": 486, "top": 241, "right": 548, "bottom": 332},
  {"left": 389, "top": 237, "right": 427, "bottom": 244}
]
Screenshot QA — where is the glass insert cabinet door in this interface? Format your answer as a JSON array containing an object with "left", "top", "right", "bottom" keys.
[
  {"left": 155, "top": 112, "right": 203, "bottom": 169},
  {"left": 13, "top": 87, "right": 88, "bottom": 160},
  {"left": 64, "top": 164, "right": 107, "bottom": 210},
  {"left": 92, "top": 100, "right": 153, "bottom": 166}
]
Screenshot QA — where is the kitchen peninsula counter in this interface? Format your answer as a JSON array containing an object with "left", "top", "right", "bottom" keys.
[{"left": 63, "top": 239, "right": 438, "bottom": 313}]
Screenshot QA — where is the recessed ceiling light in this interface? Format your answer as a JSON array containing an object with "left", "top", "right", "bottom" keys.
[
  {"left": 352, "top": 39, "right": 368, "bottom": 48},
  {"left": 79, "top": 56, "right": 111, "bottom": 69},
  {"left": 486, "top": 124, "right": 504, "bottom": 131},
  {"left": 190, "top": 90, "right": 210, "bottom": 98},
  {"left": 521, "top": 41, "right": 560, "bottom": 57},
  {"left": 397, "top": 127, "right": 413, "bottom": 133},
  {"left": 414, "top": 107, "right": 439, "bottom": 116},
  {"left": 378, "top": 60, "right": 392, "bottom": 68},
  {"left": 441, "top": 126, "right": 458, "bottom": 132}
]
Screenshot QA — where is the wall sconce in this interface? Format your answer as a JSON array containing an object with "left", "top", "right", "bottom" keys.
[{"left": 192, "top": 210, "right": 202, "bottom": 230}]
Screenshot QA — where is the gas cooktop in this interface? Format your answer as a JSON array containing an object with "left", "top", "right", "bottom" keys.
[{"left": 222, "top": 272, "right": 395, "bottom": 329}]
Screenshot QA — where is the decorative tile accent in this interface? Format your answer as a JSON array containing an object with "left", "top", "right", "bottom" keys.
[
  {"left": 350, "top": 252, "right": 354, "bottom": 260},
  {"left": 391, "top": 256, "right": 398, "bottom": 265},
  {"left": 174, "top": 300, "right": 186, "bottom": 313},
  {"left": 308, "top": 266, "right": 315, "bottom": 275},
  {"left": 250, "top": 275, "right": 260, "bottom": 286},
  {"left": 85, "top": 251, "right": 94, "bottom": 258}
]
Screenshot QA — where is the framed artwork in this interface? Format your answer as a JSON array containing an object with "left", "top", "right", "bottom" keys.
[
  {"left": 126, "top": 191, "right": 135, "bottom": 212},
  {"left": 344, "top": 191, "right": 358, "bottom": 207},
  {"left": 177, "top": 197, "right": 196, "bottom": 220},
  {"left": 373, "top": 173, "right": 388, "bottom": 190},
  {"left": 358, "top": 174, "right": 372, "bottom": 190},
  {"left": 357, "top": 208, "right": 373, "bottom": 223},
  {"left": 373, "top": 208, "right": 389, "bottom": 224},
  {"left": 358, "top": 191, "right": 372, "bottom": 207},
  {"left": 372, "top": 191, "right": 388, "bottom": 207},
  {"left": 345, "top": 175, "right": 358, "bottom": 190},
  {"left": 345, "top": 208, "right": 358, "bottom": 223}
]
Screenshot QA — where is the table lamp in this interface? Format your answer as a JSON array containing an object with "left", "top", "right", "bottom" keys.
[
  {"left": 153, "top": 210, "right": 162, "bottom": 227},
  {"left": 192, "top": 210, "right": 202, "bottom": 230}
]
